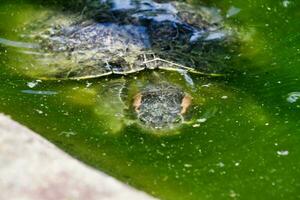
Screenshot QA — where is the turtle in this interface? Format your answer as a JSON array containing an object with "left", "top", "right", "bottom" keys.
[
  {"left": 133, "top": 82, "right": 192, "bottom": 129},
  {"left": 67, "top": 72, "right": 196, "bottom": 132},
  {"left": 23, "top": 0, "right": 230, "bottom": 80},
  {"left": 14, "top": 0, "right": 232, "bottom": 130}
]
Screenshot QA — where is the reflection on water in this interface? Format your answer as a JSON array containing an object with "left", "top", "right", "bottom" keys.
[{"left": 0, "top": 0, "right": 300, "bottom": 200}]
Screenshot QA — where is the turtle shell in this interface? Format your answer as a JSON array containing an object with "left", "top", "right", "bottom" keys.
[{"left": 21, "top": 0, "right": 230, "bottom": 80}]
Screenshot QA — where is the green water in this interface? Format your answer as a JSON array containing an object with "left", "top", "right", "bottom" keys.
[{"left": 0, "top": 0, "right": 299, "bottom": 199}]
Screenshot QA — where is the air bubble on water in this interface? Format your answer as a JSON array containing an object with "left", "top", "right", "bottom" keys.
[
  {"left": 184, "top": 164, "right": 192, "bottom": 168},
  {"left": 277, "top": 150, "right": 289, "bottom": 156},
  {"left": 287, "top": 92, "right": 300, "bottom": 103},
  {"left": 271, "top": 182, "right": 276, "bottom": 186},
  {"left": 196, "top": 118, "right": 207, "bottom": 123},
  {"left": 35, "top": 109, "right": 43, "bottom": 114},
  {"left": 192, "top": 124, "right": 200, "bottom": 128}
]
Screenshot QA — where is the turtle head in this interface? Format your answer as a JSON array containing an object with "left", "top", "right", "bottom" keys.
[{"left": 133, "top": 83, "right": 191, "bottom": 129}]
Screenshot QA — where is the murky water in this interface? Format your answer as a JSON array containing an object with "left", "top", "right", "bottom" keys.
[{"left": 0, "top": 0, "right": 299, "bottom": 199}]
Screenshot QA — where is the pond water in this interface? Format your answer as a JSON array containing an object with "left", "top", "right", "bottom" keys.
[{"left": 0, "top": 0, "right": 299, "bottom": 199}]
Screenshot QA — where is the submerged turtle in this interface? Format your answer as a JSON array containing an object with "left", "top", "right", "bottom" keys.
[
  {"left": 17, "top": 0, "right": 232, "bottom": 130},
  {"left": 133, "top": 82, "right": 192, "bottom": 129},
  {"left": 68, "top": 72, "right": 196, "bottom": 131}
]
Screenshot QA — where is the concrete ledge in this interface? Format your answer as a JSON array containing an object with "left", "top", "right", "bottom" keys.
[{"left": 0, "top": 114, "right": 155, "bottom": 200}]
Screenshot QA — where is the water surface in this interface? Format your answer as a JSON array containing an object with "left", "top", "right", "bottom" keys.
[{"left": 0, "top": 0, "right": 299, "bottom": 199}]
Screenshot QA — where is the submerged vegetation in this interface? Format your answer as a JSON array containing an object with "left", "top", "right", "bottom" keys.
[{"left": 0, "top": 0, "right": 299, "bottom": 199}]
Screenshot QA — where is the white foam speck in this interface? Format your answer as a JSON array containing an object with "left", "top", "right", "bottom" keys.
[
  {"left": 197, "top": 118, "right": 207, "bottom": 123},
  {"left": 282, "top": 0, "right": 291, "bottom": 7},
  {"left": 184, "top": 164, "right": 192, "bottom": 168},
  {"left": 287, "top": 92, "right": 300, "bottom": 103},
  {"left": 277, "top": 150, "right": 289, "bottom": 156},
  {"left": 35, "top": 109, "right": 43, "bottom": 114},
  {"left": 216, "top": 162, "right": 225, "bottom": 167}
]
